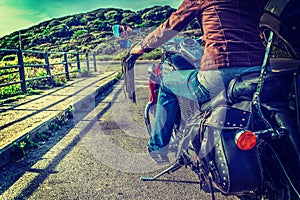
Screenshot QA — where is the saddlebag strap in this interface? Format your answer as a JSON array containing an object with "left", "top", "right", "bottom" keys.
[{"left": 204, "top": 106, "right": 251, "bottom": 129}]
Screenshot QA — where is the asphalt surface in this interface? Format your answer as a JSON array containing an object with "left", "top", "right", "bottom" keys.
[
  {"left": 0, "top": 69, "right": 119, "bottom": 168},
  {"left": 0, "top": 63, "right": 237, "bottom": 200}
]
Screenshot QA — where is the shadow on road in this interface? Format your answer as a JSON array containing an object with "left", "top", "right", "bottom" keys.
[
  {"left": 0, "top": 74, "right": 110, "bottom": 130},
  {"left": 0, "top": 80, "right": 123, "bottom": 198},
  {"left": 143, "top": 179, "right": 200, "bottom": 184}
]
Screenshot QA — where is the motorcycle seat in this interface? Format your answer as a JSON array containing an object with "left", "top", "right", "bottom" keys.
[
  {"left": 200, "top": 70, "right": 293, "bottom": 112},
  {"left": 227, "top": 70, "right": 293, "bottom": 104}
]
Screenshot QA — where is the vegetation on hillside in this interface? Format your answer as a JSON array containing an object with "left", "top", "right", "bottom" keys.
[
  {"left": 0, "top": 5, "right": 201, "bottom": 100},
  {"left": 0, "top": 5, "right": 290, "bottom": 100},
  {"left": 0, "top": 6, "right": 199, "bottom": 54}
]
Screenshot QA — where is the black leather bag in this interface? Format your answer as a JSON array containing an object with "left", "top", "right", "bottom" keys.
[{"left": 193, "top": 105, "right": 263, "bottom": 195}]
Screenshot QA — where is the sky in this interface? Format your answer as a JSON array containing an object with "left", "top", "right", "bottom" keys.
[{"left": 0, "top": 0, "right": 181, "bottom": 37}]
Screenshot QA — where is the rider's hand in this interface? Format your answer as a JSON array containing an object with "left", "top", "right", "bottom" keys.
[{"left": 130, "top": 44, "right": 144, "bottom": 55}]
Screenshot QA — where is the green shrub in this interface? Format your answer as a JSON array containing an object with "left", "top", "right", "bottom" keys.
[
  {"left": 1, "top": 54, "right": 17, "bottom": 61},
  {"left": 47, "top": 20, "right": 61, "bottom": 28},
  {"left": 140, "top": 49, "right": 161, "bottom": 60},
  {"left": 0, "top": 84, "right": 22, "bottom": 99},
  {"left": 104, "top": 10, "right": 123, "bottom": 22},
  {"left": 0, "top": 56, "right": 72, "bottom": 99},
  {"left": 80, "top": 18, "right": 88, "bottom": 25},
  {"left": 74, "top": 30, "right": 88, "bottom": 37},
  {"left": 79, "top": 67, "right": 90, "bottom": 77},
  {"left": 41, "top": 29, "right": 50, "bottom": 36}
]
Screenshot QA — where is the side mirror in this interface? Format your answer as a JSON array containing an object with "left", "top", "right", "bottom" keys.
[
  {"left": 112, "top": 25, "right": 120, "bottom": 38},
  {"left": 112, "top": 24, "right": 133, "bottom": 38}
]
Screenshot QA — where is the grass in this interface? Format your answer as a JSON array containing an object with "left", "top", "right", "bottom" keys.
[
  {"left": 0, "top": 49, "right": 159, "bottom": 100},
  {"left": 95, "top": 49, "right": 161, "bottom": 61},
  {"left": 11, "top": 107, "right": 74, "bottom": 161},
  {"left": 0, "top": 56, "right": 80, "bottom": 100}
]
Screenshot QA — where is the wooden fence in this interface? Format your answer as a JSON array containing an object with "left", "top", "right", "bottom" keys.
[{"left": 0, "top": 49, "right": 98, "bottom": 93}]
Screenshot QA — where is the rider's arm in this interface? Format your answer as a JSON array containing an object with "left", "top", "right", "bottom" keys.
[
  {"left": 131, "top": 0, "right": 201, "bottom": 55},
  {"left": 130, "top": 43, "right": 144, "bottom": 55}
]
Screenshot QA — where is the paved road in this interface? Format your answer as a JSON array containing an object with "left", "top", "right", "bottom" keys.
[{"left": 0, "top": 63, "right": 236, "bottom": 200}]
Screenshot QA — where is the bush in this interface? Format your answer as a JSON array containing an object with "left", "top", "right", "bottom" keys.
[
  {"left": 0, "top": 56, "right": 73, "bottom": 99},
  {"left": 49, "top": 24, "right": 72, "bottom": 38},
  {"left": 79, "top": 18, "right": 88, "bottom": 26},
  {"left": 74, "top": 30, "right": 88, "bottom": 38},
  {"left": 47, "top": 20, "right": 61, "bottom": 28},
  {"left": 1, "top": 55, "right": 17, "bottom": 61},
  {"left": 140, "top": 48, "right": 161, "bottom": 60},
  {"left": 0, "top": 84, "right": 23, "bottom": 99},
  {"left": 64, "top": 16, "right": 81, "bottom": 27},
  {"left": 121, "top": 13, "right": 142, "bottom": 24},
  {"left": 104, "top": 10, "right": 123, "bottom": 22}
]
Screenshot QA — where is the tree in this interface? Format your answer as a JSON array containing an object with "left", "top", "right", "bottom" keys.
[
  {"left": 49, "top": 24, "right": 72, "bottom": 38},
  {"left": 121, "top": 13, "right": 142, "bottom": 25},
  {"left": 95, "top": 9, "right": 107, "bottom": 20},
  {"left": 64, "top": 16, "right": 86, "bottom": 27},
  {"left": 104, "top": 10, "right": 123, "bottom": 23},
  {"left": 47, "top": 20, "right": 62, "bottom": 28}
]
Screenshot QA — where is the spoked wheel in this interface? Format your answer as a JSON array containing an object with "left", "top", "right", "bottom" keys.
[
  {"left": 237, "top": 142, "right": 292, "bottom": 200},
  {"left": 260, "top": 142, "right": 294, "bottom": 200}
]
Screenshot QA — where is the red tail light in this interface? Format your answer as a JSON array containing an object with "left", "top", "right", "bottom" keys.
[{"left": 235, "top": 130, "right": 257, "bottom": 150}]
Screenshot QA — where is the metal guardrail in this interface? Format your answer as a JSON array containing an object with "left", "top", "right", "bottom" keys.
[{"left": 0, "top": 49, "right": 98, "bottom": 93}]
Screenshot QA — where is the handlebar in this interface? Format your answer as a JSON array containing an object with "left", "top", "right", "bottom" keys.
[{"left": 128, "top": 54, "right": 140, "bottom": 65}]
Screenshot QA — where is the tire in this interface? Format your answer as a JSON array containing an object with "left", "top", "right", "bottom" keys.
[
  {"left": 260, "top": 146, "right": 291, "bottom": 200},
  {"left": 238, "top": 142, "right": 292, "bottom": 200}
]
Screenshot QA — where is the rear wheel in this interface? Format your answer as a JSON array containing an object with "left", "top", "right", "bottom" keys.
[
  {"left": 260, "top": 155, "right": 291, "bottom": 200},
  {"left": 261, "top": 144, "right": 292, "bottom": 200},
  {"left": 238, "top": 142, "right": 292, "bottom": 200}
]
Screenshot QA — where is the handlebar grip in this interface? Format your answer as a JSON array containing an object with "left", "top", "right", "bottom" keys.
[
  {"left": 126, "top": 54, "right": 140, "bottom": 67},
  {"left": 122, "top": 53, "right": 140, "bottom": 70}
]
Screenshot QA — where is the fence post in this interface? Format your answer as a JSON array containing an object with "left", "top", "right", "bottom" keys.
[
  {"left": 64, "top": 53, "right": 70, "bottom": 80},
  {"left": 44, "top": 51, "right": 54, "bottom": 85},
  {"left": 93, "top": 52, "right": 97, "bottom": 72},
  {"left": 76, "top": 52, "right": 81, "bottom": 71},
  {"left": 17, "top": 49, "right": 26, "bottom": 93},
  {"left": 85, "top": 52, "right": 90, "bottom": 72}
]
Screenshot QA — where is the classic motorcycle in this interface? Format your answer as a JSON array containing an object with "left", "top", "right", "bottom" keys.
[{"left": 121, "top": 1, "right": 300, "bottom": 199}]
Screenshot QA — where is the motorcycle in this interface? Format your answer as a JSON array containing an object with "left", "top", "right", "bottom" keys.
[{"left": 120, "top": 4, "right": 300, "bottom": 200}]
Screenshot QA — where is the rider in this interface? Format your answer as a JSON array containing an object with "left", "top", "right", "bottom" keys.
[{"left": 130, "top": 0, "right": 268, "bottom": 164}]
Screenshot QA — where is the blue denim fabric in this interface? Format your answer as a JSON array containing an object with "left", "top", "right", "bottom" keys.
[{"left": 148, "top": 66, "right": 263, "bottom": 150}]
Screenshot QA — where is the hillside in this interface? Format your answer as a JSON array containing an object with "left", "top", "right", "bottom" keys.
[{"left": 0, "top": 6, "right": 199, "bottom": 54}]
